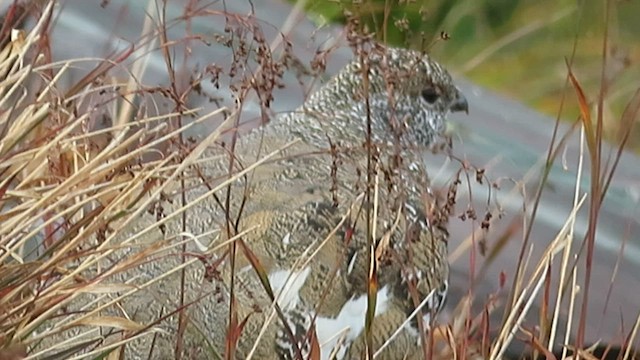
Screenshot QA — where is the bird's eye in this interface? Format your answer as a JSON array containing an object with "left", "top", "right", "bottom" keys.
[{"left": 421, "top": 86, "right": 440, "bottom": 104}]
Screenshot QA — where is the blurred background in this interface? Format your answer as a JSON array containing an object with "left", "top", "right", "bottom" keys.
[{"left": 299, "top": 0, "right": 640, "bottom": 151}]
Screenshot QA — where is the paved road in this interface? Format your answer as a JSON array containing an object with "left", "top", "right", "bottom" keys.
[{"left": 30, "top": 0, "right": 640, "bottom": 350}]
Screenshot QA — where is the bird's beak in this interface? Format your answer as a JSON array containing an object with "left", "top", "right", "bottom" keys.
[{"left": 450, "top": 89, "right": 469, "bottom": 114}]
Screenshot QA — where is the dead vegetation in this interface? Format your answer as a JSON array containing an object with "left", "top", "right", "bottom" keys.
[{"left": 0, "top": 1, "right": 639, "bottom": 359}]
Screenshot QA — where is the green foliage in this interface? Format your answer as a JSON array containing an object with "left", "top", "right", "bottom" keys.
[
  {"left": 298, "top": 0, "right": 529, "bottom": 48},
  {"left": 293, "top": 0, "right": 640, "bottom": 150}
]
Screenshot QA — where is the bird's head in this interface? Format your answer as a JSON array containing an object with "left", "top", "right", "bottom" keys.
[{"left": 299, "top": 46, "right": 468, "bottom": 150}]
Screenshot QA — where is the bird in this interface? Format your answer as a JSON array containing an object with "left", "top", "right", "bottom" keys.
[{"left": 96, "top": 45, "right": 468, "bottom": 359}]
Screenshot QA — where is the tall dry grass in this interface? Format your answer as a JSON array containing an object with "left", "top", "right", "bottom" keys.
[{"left": 0, "top": 1, "right": 638, "bottom": 359}]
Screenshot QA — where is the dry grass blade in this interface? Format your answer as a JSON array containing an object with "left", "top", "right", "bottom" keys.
[
  {"left": 566, "top": 63, "right": 596, "bottom": 161},
  {"left": 547, "top": 123, "right": 587, "bottom": 354},
  {"left": 307, "top": 325, "right": 321, "bottom": 360},
  {"left": 624, "top": 311, "right": 640, "bottom": 360},
  {"left": 491, "top": 193, "right": 587, "bottom": 359},
  {"left": 0, "top": 2, "right": 53, "bottom": 107},
  {"left": 374, "top": 287, "right": 436, "bottom": 358},
  {"left": 364, "top": 170, "right": 381, "bottom": 359},
  {"left": 71, "top": 316, "right": 145, "bottom": 332},
  {"left": 0, "top": 2, "right": 241, "bottom": 358},
  {"left": 235, "top": 238, "right": 304, "bottom": 359}
]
